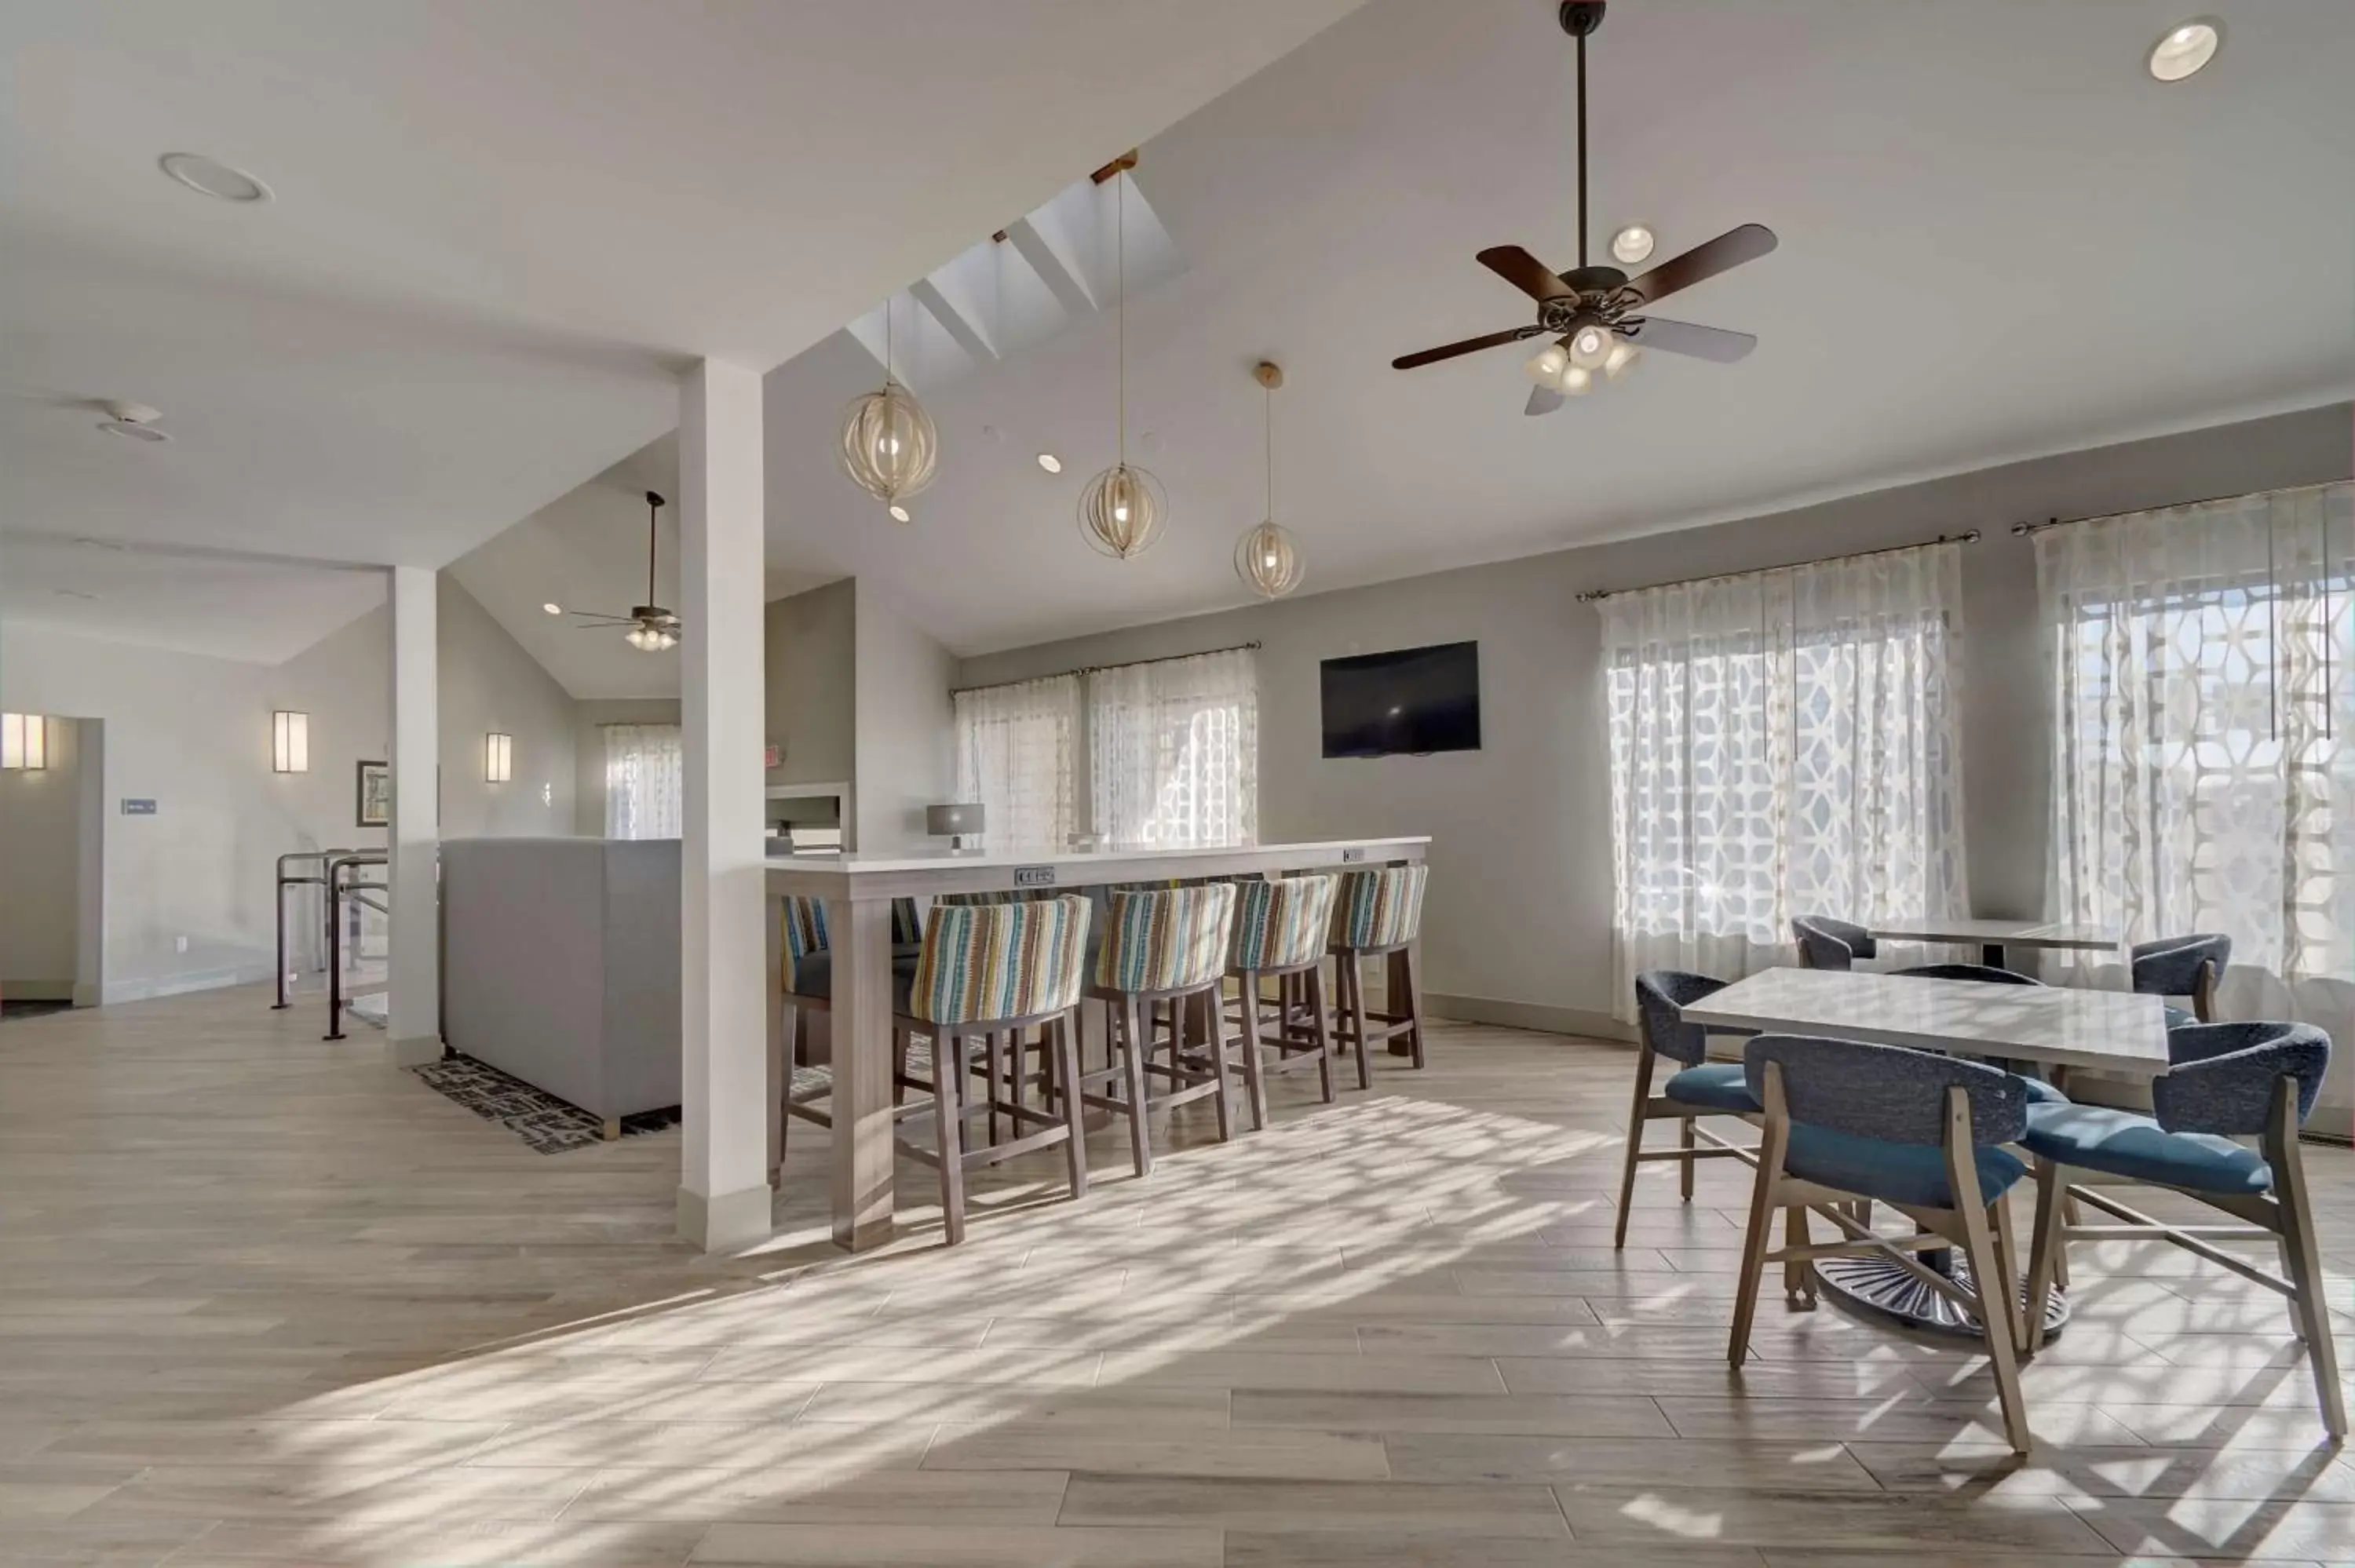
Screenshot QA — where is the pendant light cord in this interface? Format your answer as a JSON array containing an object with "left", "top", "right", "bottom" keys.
[
  {"left": 1265, "top": 378, "right": 1274, "bottom": 521},
  {"left": 1115, "top": 171, "right": 1127, "bottom": 467},
  {"left": 1575, "top": 29, "right": 1589, "bottom": 269},
  {"left": 645, "top": 497, "right": 657, "bottom": 603}
]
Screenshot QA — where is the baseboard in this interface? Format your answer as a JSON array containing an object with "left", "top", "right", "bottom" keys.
[
  {"left": 1, "top": 980, "right": 75, "bottom": 1001},
  {"left": 677, "top": 1182, "right": 775, "bottom": 1253},
  {"left": 387, "top": 1034, "right": 446, "bottom": 1068},
  {"left": 1424, "top": 991, "right": 1634, "bottom": 1043},
  {"left": 100, "top": 962, "right": 276, "bottom": 1006}
]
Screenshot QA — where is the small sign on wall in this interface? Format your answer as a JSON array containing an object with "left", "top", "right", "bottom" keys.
[
  {"left": 121, "top": 797, "right": 157, "bottom": 815},
  {"left": 764, "top": 742, "right": 782, "bottom": 769}
]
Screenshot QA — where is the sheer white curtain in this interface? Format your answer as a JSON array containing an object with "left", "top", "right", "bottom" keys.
[
  {"left": 2038, "top": 482, "right": 2353, "bottom": 1023},
  {"left": 1602, "top": 541, "right": 1971, "bottom": 1020},
  {"left": 603, "top": 724, "right": 683, "bottom": 840},
  {"left": 1089, "top": 649, "right": 1258, "bottom": 850},
  {"left": 953, "top": 674, "right": 1079, "bottom": 852}
]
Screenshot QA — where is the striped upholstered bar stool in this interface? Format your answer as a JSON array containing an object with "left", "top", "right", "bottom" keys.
[
  {"left": 779, "top": 896, "right": 927, "bottom": 1155},
  {"left": 1077, "top": 882, "right": 1242, "bottom": 1178},
  {"left": 1328, "top": 864, "right": 1429, "bottom": 1086},
  {"left": 894, "top": 895, "right": 1092, "bottom": 1245},
  {"left": 1226, "top": 873, "right": 1341, "bottom": 1121}
]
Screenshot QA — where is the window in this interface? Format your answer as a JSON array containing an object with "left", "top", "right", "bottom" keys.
[
  {"left": 603, "top": 724, "right": 683, "bottom": 840},
  {"left": 1601, "top": 542, "right": 1970, "bottom": 1019},
  {"left": 953, "top": 675, "right": 1079, "bottom": 852},
  {"left": 2039, "top": 483, "right": 2353, "bottom": 1009},
  {"left": 1089, "top": 648, "right": 1258, "bottom": 850},
  {"left": 951, "top": 650, "right": 1260, "bottom": 853}
]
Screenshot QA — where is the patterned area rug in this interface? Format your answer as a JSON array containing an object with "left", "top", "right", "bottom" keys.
[
  {"left": 789, "top": 1037, "right": 935, "bottom": 1106},
  {"left": 410, "top": 1052, "right": 680, "bottom": 1154}
]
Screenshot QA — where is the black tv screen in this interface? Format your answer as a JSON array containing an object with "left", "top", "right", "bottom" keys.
[{"left": 1320, "top": 641, "right": 1481, "bottom": 758}]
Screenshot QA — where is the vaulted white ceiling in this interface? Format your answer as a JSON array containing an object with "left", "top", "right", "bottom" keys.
[
  {"left": 748, "top": 0, "right": 2355, "bottom": 655},
  {"left": 0, "top": 0, "right": 1364, "bottom": 657}
]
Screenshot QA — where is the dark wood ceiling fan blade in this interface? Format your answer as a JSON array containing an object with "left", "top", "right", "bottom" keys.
[
  {"left": 1477, "top": 246, "right": 1575, "bottom": 301},
  {"left": 1623, "top": 223, "right": 1776, "bottom": 308},
  {"left": 1626, "top": 316, "right": 1756, "bottom": 363},
  {"left": 1524, "top": 385, "right": 1565, "bottom": 417},
  {"left": 1392, "top": 327, "right": 1533, "bottom": 370}
]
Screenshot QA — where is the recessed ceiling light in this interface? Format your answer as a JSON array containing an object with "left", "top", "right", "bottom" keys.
[
  {"left": 1036, "top": 453, "right": 1062, "bottom": 474},
  {"left": 159, "top": 152, "right": 273, "bottom": 202},
  {"left": 542, "top": 602, "right": 563, "bottom": 615},
  {"left": 1610, "top": 224, "right": 1656, "bottom": 264},
  {"left": 2148, "top": 19, "right": 2222, "bottom": 81},
  {"left": 887, "top": 504, "right": 911, "bottom": 523}
]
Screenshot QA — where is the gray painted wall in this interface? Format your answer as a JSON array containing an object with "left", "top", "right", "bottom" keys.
[
  {"left": 574, "top": 698, "right": 684, "bottom": 836},
  {"left": 854, "top": 580, "right": 957, "bottom": 854},
  {"left": 0, "top": 715, "right": 87, "bottom": 995},
  {"left": 766, "top": 578, "right": 856, "bottom": 791},
  {"left": 958, "top": 403, "right": 2353, "bottom": 1032}
]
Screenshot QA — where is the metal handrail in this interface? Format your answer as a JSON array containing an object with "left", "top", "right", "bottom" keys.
[
  {"left": 273, "top": 848, "right": 374, "bottom": 1008},
  {"left": 323, "top": 851, "right": 389, "bottom": 1041}
]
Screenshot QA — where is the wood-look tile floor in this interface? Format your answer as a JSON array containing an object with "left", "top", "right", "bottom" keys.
[{"left": 2, "top": 984, "right": 2350, "bottom": 1566}]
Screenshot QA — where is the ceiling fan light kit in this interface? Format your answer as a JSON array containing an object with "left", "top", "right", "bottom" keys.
[
  {"left": 570, "top": 490, "right": 681, "bottom": 652},
  {"left": 1391, "top": 0, "right": 1775, "bottom": 416}
]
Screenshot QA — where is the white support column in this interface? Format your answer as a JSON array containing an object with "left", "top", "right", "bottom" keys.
[
  {"left": 385, "top": 565, "right": 442, "bottom": 1067},
  {"left": 677, "top": 358, "right": 773, "bottom": 1252}
]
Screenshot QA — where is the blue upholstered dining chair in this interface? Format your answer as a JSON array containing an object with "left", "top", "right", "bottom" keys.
[
  {"left": 895, "top": 895, "right": 1094, "bottom": 1245},
  {"left": 1791, "top": 915, "right": 1876, "bottom": 970},
  {"left": 1612, "top": 972, "right": 1761, "bottom": 1249},
  {"left": 1075, "top": 882, "right": 1242, "bottom": 1179},
  {"left": 2021, "top": 1019, "right": 2341, "bottom": 1439},
  {"left": 2130, "top": 933, "right": 2232, "bottom": 1028},
  {"left": 1226, "top": 874, "right": 1342, "bottom": 1122},
  {"left": 1732, "top": 1034, "right": 2036, "bottom": 1454},
  {"left": 778, "top": 896, "right": 928, "bottom": 1156}
]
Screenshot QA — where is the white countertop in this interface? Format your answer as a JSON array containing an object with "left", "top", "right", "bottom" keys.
[
  {"left": 1868, "top": 917, "right": 2120, "bottom": 952},
  {"left": 765, "top": 836, "right": 1430, "bottom": 875},
  {"left": 1681, "top": 966, "right": 2171, "bottom": 1077}
]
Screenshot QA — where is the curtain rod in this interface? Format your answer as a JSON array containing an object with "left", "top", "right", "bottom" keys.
[
  {"left": 1575, "top": 531, "right": 1979, "bottom": 603},
  {"left": 2010, "top": 480, "right": 2345, "bottom": 537},
  {"left": 951, "top": 640, "right": 1261, "bottom": 698}
]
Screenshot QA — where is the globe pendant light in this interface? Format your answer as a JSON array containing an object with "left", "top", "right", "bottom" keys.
[
  {"left": 1079, "top": 166, "right": 1167, "bottom": 558},
  {"left": 1234, "top": 361, "right": 1303, "bottom": 600},
  {"left": 838, "top": 296, "right": 938, "bottom": 521}
]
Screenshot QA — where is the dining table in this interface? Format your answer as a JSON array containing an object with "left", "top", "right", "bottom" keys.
[
  {"left": 1866, "top": 917, "right": 2121, "bottom": 973},
  {"left": 1679, "top": 965, "right": 2171, "bottom": 1339},
  {"left": 766, "top": 835, "right": 1431, "bottom": 1251}
]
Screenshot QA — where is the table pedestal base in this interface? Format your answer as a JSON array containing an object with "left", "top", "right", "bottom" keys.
[{"left": 1813, "top": 1251, "right": 2068, "bottom": 1343}]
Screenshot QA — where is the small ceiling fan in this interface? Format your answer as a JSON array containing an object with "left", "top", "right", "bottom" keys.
[
  {"left": 569, "top": 490, "right": 681, "bottom": 652},
  {"left": 1391, "top": 0, "right": 1776, "bottom": 415}
]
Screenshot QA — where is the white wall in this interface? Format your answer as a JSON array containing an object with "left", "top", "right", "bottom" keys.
[
  {"left": 0, "top": 571, "right": 579, "bottom": 1001},
  {"left": 575, "top": 697, "right": 682, "bottom": 835},
  {"left": 0, "top": 715, "right": 88, "bottom": 997},
  {"left": 853, "top": 579, "right": 956, "bottom": 854},
  {"left": 958, "top": 404, "right": 2353, "bottom": 1036}
]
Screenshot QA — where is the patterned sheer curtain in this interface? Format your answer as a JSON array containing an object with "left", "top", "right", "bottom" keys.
[
  {"left": 1602, "top": 541, "right": 1971, "bottom": 1021},
  {"left": 603, "top": 724, "right": 683, "bottom": 840},
  {"left": 953, "top": 674, "right": 1079, "bottom": 852},
  {"left": 2037, "top": 482, "right": 2353, "bottom": 1025},
  {"left": 1089, "top": 649, "right": 1259, "bottom": 850}
]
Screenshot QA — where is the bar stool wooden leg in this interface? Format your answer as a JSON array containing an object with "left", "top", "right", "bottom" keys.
[
  {"left": 1238, "top": 970, "right": 1270, "bottom": 1132},
  {"left": 934, "top": 1030, "right": 968, "bottom": 1246},
  {"left": 1308, "top": 965, "right": 1337, "bottom": 1103},
  {"left": 1120, "top": 997, "right": 1152, "bottom": 1179},
  {"left": 1202, "top": 990, "right": 1235, "bottom": 1143},
  {"left": 1398, "top": 944, "right": 1426, "bottom": 1069},
  {"left": 984, "top": 1033, "right": 1004, "bottom": 1147},
  {"left": 1055, "top": 1012, "right": 1090, "bottom": 1201},
  {"left": 1342, "top": 957, "right": 1372, "bottom": 1090}
]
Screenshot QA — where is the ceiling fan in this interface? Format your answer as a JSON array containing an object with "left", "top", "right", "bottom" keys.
[
  {"left": 569, "top": 490, "right": 681, "bottom": 652},
  {"left": 1391, "top": 0, "right": 1776, "bottom": 416}
]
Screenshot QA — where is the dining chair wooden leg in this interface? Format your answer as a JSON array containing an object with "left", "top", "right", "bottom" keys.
[
  {"left": 1990, "top": 1188, "right": 2028, "bottom": 1356},
  {"left": 933, "top": 1032, "right": 968, "bottom": 1247},
  {"left": 1612, "top": 1048, "right": 1656, "bottom": 1251},
  {"left": 1727, "top": 1154, "right": 1780, "bottom": 1366},
  {"left": 1237, "top": 972, "right": 1270, "bottom": 1132},
  {"left": 1678, "top": 1116, "right": 1697, "bottom": 1202},
  {"left": 1120, "top": 997, "right": 1153, "bottom": 1180},
  {"left": 1783, "top": 1205, "right": 1815, "bottom": 1307},
  {"left": 1944, "top": 1097, "right": 2029, "bottom": 1455},
  {"left": 2022, "top": 1158, "right": 2069, "bottom": 1361},
  {"left": 1054, "top": 1012, "right": 1089, "bottom": 1202},
  {"left": 2269, "top": 1090, "right": 2348, "bottom": 1439},
  {"left": 1308, "top": 966, "right": 1338, "bottom": 1103}
]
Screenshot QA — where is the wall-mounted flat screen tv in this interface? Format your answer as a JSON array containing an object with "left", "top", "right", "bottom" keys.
[{"left": 1320, "top": 640, "right": 1481, "bottom": 758}]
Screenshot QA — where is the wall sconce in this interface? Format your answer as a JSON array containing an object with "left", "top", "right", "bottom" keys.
[
  {"left": 2, "top": 712, "right": 48, "bottom": 771},
  {"left": 271, "top": 710, "right": 309, "bottom": 774},
  {"left": 485, "top": 731, "right": 513, "bottom": 784}
]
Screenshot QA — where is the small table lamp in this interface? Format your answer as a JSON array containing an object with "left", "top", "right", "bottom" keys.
[{"left": 926, "top": 803, "right": 984, "bottom": 852}]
